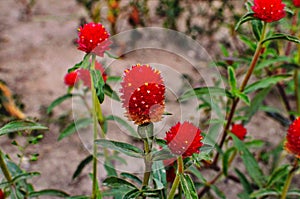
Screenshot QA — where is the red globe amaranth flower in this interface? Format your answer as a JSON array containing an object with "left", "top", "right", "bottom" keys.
[
  {"left": 120, "top": 64, "right": 165, "bottom": 125},
  {"left": 0, "top": 189, "right": 4, "bottom": 199},
  {"left": 285, "top": 118, "right": 300, "bottom": 157},
  {"left": 77, "top": 61, "right": 107, "bottom": 88},
  {"left": 294, "top": 0, "right": 300, "bottom": 7},
  {"left": 165, "top": 122, "right": 203, "bottom": 158},
  {"left": 252, "top": 0, "right": 286, "bottom": 22},
  {"left": 77, "top": 23, "right": 111, "bottom": 56},
  {"left": 231, "top": 124, "right": 247, "bottom": 141},
  {"left": 64, "top": 71, "right": 78, "bottom": 87}
]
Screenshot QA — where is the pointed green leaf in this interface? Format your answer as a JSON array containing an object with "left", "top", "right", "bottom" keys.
[
  {"left": 91, "top": 69, "right": 105, "bottom": 104},
  {"left": 266, "top": 165, "right": 289, "bottom": 188},
  {"left": 255, "top": 56, "right": 291, "bottom": 71},
  {"left": 235, "top": 91, "right": 250, "bottom": 105},
  {"left": 0, "top": 121, "right": 48, "bottom": 136},
  {"left": 228, "top": 66, "right": 237, "bottom": 92},
  {"left": 121, "top": 172, "right": 142, "bottom": 185},
  {"left": 251, "top": 20, "right": 263, "bottom": 41},
  {"left": 231, "top": 134, "right": 266, "bottom": 187},
  {"left": 105, "top": 115, "right": 138, "bottom": 137},
  {"left": 152, "top": 148, "right": 175, "bottom": 161},
  {"left": 68, "top": 54, "right": 91, "bottom": 72},
  {"left": 29, "top": 189, "right": 70, "bottom": 198},
  {"left": 211, "top": 185, "right": 225, "bottom": 199},
  {"left": 262, "top": 33, "right": 300, "bottom": 44},
  {"left": 235, "top": 12, "right": 255, "bottom": 30},
  {"left": 287, "top": 189, "right": 300, "bottom": 196},
  {"left": 180, "top": 174, "right": 198, "bottom": 199},
  {"left": 222, "top": 147, "right": 236, "bottom": 176},
  {"left": 244, "top": 74, "right": 291, "bottom": 94},
  {"left": 58, "top": 118, "right": 92, "bottom": 141},
  {"left": 122, "top": 189, "right": 141, "bottom": 199},
  {"left": 47, "top": 94, "right": 80, "bottom": 114},
  {"left": 250, "top": 189, "right": 279, "bottom": 198},
  {"left": 72, "top": 155, "right": 93, "bottom": 180},
  {"left": 95, "top": 139, "right": 144, "bottom": 158},
  {"left": 103, "top": 84, "right": 120, "bottom": 101},
  {"left": 179, "top": 87, "right": 231, "bottom": 102},
  {"left": 12, "top": 172, "right": 40, "bottom": 183},
  {"left": 103, "top": 176, "right": 137, "bottom": 189},
  {"left": 235, "top": 168, "right": 253, "bottom": 194},
  {"left": 106, "top": 76, "right": 122, "bottom": 83}
]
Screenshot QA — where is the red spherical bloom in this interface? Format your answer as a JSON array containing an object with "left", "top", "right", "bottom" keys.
[
  {"left": 285, "top": 118, "right": 300, "bottom": 157},
  {"left": 231, "top": 124, "right": 247, "bottom": 141},
  {"left": 294, "top": 0, "right": 300, "bottom": 7},
  {"left": 77, "top": 61, "right": 107, "bottom": 88},
  {"left": 120, "top": 64, "right": 165, "bottom": 125},
  {"left": 64, "top": 71, "right": 78, "bottom": 87},
  {"left": 0, "top": 189, "right": 4, "bottom": 199},
  {"left": 251, "top": 0, "right": 286, "bottom": 22},
  {"left": 77, "top": 23, "right": 111, "bottom": 56},
  {"left": 165, "top": 122, "right": 203, "bottom": 158}
]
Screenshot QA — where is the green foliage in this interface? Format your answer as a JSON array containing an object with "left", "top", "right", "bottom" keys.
[{"left": 0, "top": 120, "right": 47, "bottom": 136}]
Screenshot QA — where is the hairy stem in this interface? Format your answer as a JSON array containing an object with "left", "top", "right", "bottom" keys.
[
  {"left": 281, "top": 159, "right": 298, "bottom": 199},
  {"left": 0, "top": 150, "right": 12, "bottom": 183}
]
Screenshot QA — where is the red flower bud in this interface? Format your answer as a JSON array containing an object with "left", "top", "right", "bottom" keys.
[
  {"left": 64, "top": 71, "right": 78, "bottom": 87},
  {"left": 285, "top": 118, "right": 300, "bottom": 157},
  {"left": 293, "top": 0, "right": 300, "bottom": 7},
  {"left": 120, "top": 64, "right": 165, "bottom": 125},
  {"left": 165, "top": 122, "right": 203, "bottom": 158},
  {"left": 252, "top": 0, "right": 286, "bottom": 23},
  {"left": 0, "top": 189, "right": 5, "bottom": 199},
  {"left": 77, "top": 23, "right": 111, "bottom": 56},
  {"left": 231, "top": 124, "right": 247, "bottom": 141}
]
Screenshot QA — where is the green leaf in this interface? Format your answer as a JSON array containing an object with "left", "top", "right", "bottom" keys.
[
  {"left": 106, "top": 76, "right": 122, "bottom": 83},
  {"left": 12, "top": 172, "right": 40, "bottom": 183},
  {"left": 95, "top": 139, "right": 144, "bottom": 158},
  {"left": 103, "top": 176, "right": 137, "bottom": 189},
  {"left": 105, "top": 115, "right": 138, "bottom": 138},
  {"left": 251, "top": 19, "right": 263, "bottom": 41},
  {"left": 228, "top": 66, "right": 237, "bottom": 92},
  {"left": 47, "top": 94, "right": 80, "bottom": 114},
  {"left": 122, "top": 189, "right": 141, "bottom": 199},
  {"left": 68, "top": 54, "right": 90, "bottom": 72},
  {"left": 187, "top": 166, "right": 207, "bottom": 183},
  {"left": 104, "top": 159, "right": 118, "bottom": 177},
  {"left": 222, "top": 147, "right": 236, "bottom": 176},
  {"left": 152, "top": 148, "right": 175, "bottom": 161},
  {"left": 250, "top": 188, "right": 279, "bottom": 198},
  {"left": 287, "top": 189, "right": 300, "bottom": 196},
  {"left": 235, "top": 168, "right": 253, "bottom": 194},
  {"left": 235, "top": 12, "right": 255, "bottom": 30},
  {"left": 103, "top": 84, "right": 120, "bottom": 101},
  {"left": 66, "top": 196, "right": 90, "bottom": 199},
  {"left": 0, "top": 121, "right": 48, "bottom": 136},
  {"left": 234, "top": 91, "right": 250, "bottom": 105},
  {"left": 245, "top": 140, "right": 265, "bottom": 148},
  {"left": 72, "top": 155, "right": 93, "bottom": 180},
  {"left": 179, "top": 87, "right": 231, "bottom": 102},
  {"left": 231, "top": 134, "right": 266, "bottom": 187},
  {"left": 262, "top": 33, "right": 300, "bottom": 44},
  {"left": 266, "top": 165, "right": 289, "bottom": 188},
  {"left": 152, "top": 161, "right": 167, "bottom": 192},
  {"left": 58, "top": 118, "right": 92, "bottom": 141},
  {"left": 244, "top": 86, "right": 271, "bottom": 124},
  {"left": 121, "top": 172, "right": 142, "bottom": 185},
  {"left": 180, "top": 174, "right": 198, "bottom": 199},
  {"left": 29, "top": 189, "right": 70, "bottom": 198},
  {"left": 92, "top": 69, "right": 105, "bottom": 104},
  {"left": 211, "top": 185, "right": 225, "bottom": 199},
  {"left": 255, "top": 56, "right": 291, "bottom": 71},
  {"left": 244, "top": 74, "right": 291, "bottom": 94}
]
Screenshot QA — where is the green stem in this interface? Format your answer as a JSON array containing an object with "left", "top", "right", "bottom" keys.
[
  {"left": 281, "top": 159, "right": 298, "bottom": 199},
  {"left": 167, "top": 156, "right": 184, "bottom": 199},
  {"left": 0, "top": 150, "right": 12, "bottom": 183},
  {"left": 91, "top": 54, "right": 101, "bottom": 199},
  {"left": 142, "top": 139, "right": 151, "bottom": 187},
  {"left": 213, "top": 22, "right": 268, "bottom": 165},
  {"left": 295, "top": 69, "right": 300, "bottom": 115}
]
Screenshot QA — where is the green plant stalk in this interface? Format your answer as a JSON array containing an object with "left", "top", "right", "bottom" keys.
[
  {"left": 295, "top": 36, "right": 300, "bottom": 114},
  {"left": 213, "top": 22, "right": 268, "bottom": 164},
  {"left": 142, "top": 139, "right": 151, "bottom": 187},
  {"left": 167, "top": 156, "right": 184, "bottom": 199},
  {"left": 90, "top": 54, "right": 101, "bottom": 199},
  {"left": 281, "top": 159, "right": 298, "bottom": 199},
  {"left": 0, "top": 150, "right": 12, "bottom": 183}
]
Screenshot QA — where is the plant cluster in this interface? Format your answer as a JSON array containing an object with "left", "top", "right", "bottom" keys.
[{"left": 1, "top": 0, "right": 300, "bottom": 199}]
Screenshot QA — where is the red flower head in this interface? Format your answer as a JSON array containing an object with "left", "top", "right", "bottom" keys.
[
  {"left": 77, "top": 22, "right": 111, "bottom": 56},
  {"left": 120, "top": 64, "right": 165, "bottom": 125},
  {"left": 64, "top": 70, "right": 78, "bottom": 87},
  {"left": 165, "top": 122, "right": 203, "bottom": 158},
  {"left": 0, "top": 189, "right": 4, "bottom": 199},
  {"left": 294, "top": 0, "right": 300, "bottom": 7},
  {"left": 77, "top": 61, "right": 107, "bottom": 88},
  {"left": 252, "top": 0, "right": 286, "bottom": 22},
  {"left": 285, "top": 118, "right": 300, "bottom": 157},
  {"left": 231, "top": 124, "right": 247, "bottom": 141}
]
